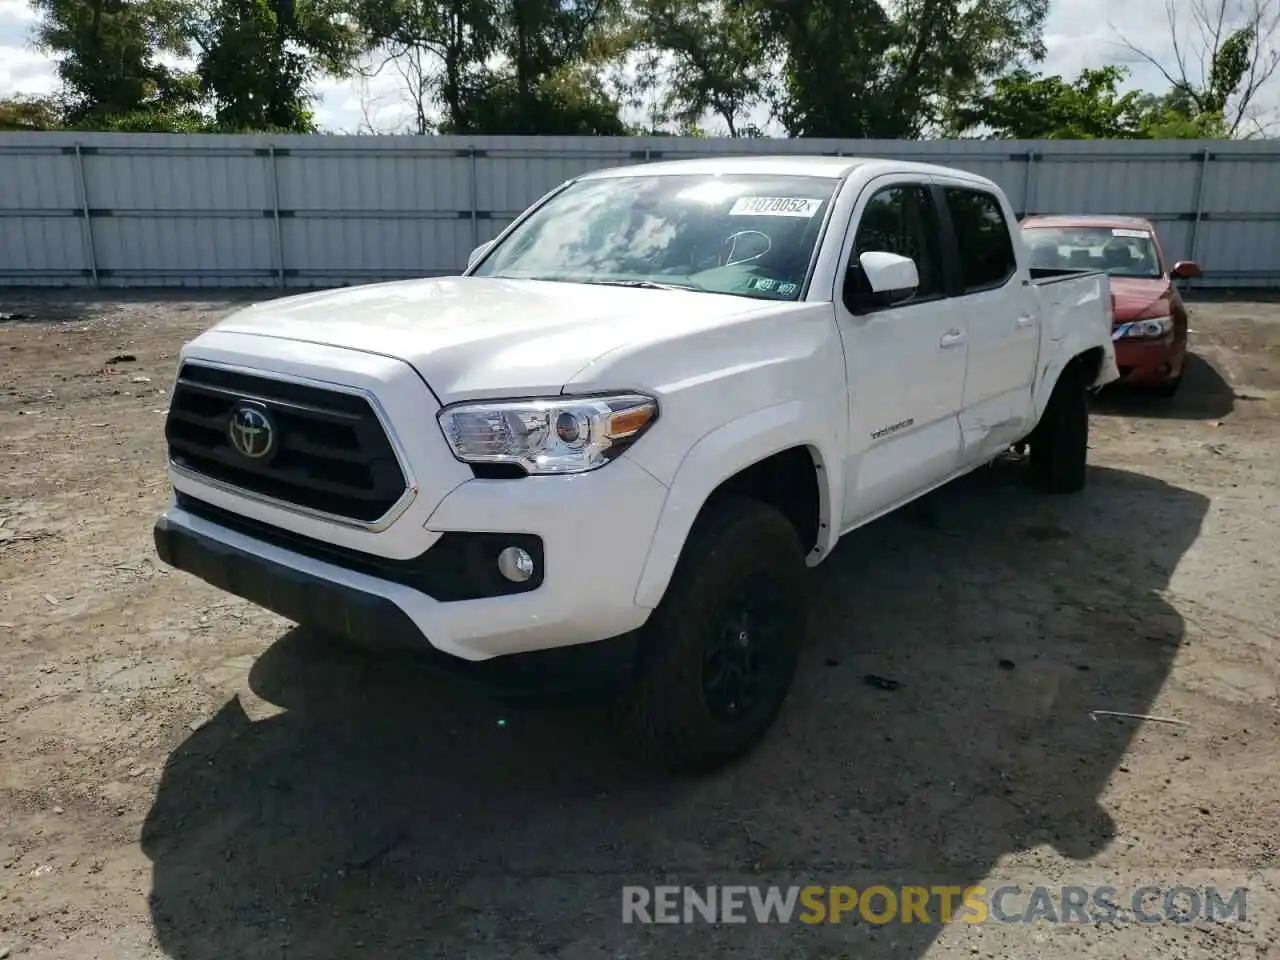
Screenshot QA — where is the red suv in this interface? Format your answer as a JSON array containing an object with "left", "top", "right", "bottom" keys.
[{"left": 1021, "top": 215, "right": 1200, "bottom": 397}]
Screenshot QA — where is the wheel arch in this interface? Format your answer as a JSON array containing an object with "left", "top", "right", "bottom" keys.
[
  {"left": 632, "top": 403, "right": 840, "bottom": 610},
  {"left": 1033, "top": 344, "right": 1109, "bottom": 426}
]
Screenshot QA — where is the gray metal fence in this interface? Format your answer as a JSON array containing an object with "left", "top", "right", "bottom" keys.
[{"left": 1, "top": 132, "right": 1278, "bottom": 288}]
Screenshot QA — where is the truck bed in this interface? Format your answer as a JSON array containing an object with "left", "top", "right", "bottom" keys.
[{"left": 1028, "top": 267, "right": 1120, "bottom": 389}]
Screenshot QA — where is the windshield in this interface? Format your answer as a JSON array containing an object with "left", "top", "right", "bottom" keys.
[
  {"left": 1022, "top": 225, "right": 1163, "bottom": 279},
  {"left": 470, "top": 173, "right": 841, "bottom": 301}
]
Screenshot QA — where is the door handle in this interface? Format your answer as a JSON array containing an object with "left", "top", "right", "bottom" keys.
[
  {"left": 1015, "top": 315, "right": 1035, "bottom": 328},
  {"left": 939, "top": 329, "right": 966, "bottom": 349}
]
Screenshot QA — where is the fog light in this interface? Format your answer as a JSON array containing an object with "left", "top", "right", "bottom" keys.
[{"left": 497, "top": 545, "right": 535, "bottom": 583}]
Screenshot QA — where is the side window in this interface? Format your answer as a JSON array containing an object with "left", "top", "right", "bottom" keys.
[
  {"left": 943, "top": 187, "right": 1017, "bottom": 292},
  {"left": 847, "top": 184, "right": 944, "bottom": 311}
]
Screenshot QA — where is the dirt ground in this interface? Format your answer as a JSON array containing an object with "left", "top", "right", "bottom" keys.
[{"left": 0, "top": 289, "right": 1278, "bottom": 960}]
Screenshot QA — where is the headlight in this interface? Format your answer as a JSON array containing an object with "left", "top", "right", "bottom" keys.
[
  {"left": 437, "top": 394, "right": 658, "bottom": 475},
  {"left": 1113, "top": 315, "right": 1173, "bottom": 340}
]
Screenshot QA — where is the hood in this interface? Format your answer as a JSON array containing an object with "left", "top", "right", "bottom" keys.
[
  {"left": 1108, "top": 275, "right": 1173, "bottom": 322},
  {"left": 210, "top": 276, "right": 782, "bottom": 404}
]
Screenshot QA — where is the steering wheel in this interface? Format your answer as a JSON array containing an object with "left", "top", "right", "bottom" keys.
[{"left": 723, "top": 230, "right": 772, "bottom": 267}]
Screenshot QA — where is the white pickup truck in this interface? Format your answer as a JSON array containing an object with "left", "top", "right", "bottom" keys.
[{"left": 154, "top": 156, "right": 1118, "bottom": 771}]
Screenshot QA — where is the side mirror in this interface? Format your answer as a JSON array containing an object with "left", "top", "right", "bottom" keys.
[
  {"left": 467, "top": 240, "right": 493, "bottom": 270},
  {"left": 847, "top": 251, "right": 919, "bottom": 310},
  {"left": 1171, "top": 260, "right": 1201, "bottom": 279}
]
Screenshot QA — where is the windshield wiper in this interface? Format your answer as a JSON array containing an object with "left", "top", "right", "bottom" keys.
[{"left": 580, "top": 279, "right": 705, "bottom": 292}]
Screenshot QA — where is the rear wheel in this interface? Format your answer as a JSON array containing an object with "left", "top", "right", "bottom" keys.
[
  {"left": 613, "top": 497, "right": 807, "bottom": 773},
  {"left": 1029, "top": 362, "right": 1089, "bottom": 494}
]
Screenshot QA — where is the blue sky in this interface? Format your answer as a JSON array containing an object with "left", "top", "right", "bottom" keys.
[{"left": 0, "top": 0, "right": 1272, "bottom": 134}]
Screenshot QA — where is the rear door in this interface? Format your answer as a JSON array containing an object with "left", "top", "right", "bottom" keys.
[
  {"left": 834, "top": 176, "right": 967, "bottom": 526},
  {"left": 934, "top": 181, "right": 1040, "bottom": 461}
]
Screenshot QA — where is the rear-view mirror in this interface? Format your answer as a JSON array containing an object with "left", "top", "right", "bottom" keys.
[
  {"left": 1172, "top": 260, "right": 1202, "bottom": 279},
  {"left": 858, "top": 251, "right": 919, "bottom": 306}
]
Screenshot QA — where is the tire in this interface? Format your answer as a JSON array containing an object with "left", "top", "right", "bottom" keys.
[
  {"left": 1029, "top": 361, "right": 1089, "bottom": 494},
  {"left": 1151, "top": 374, "right": 1183, "bottom": 398},
  {"left": 613, "top": 497, "right": 807, "bottom": 773}
]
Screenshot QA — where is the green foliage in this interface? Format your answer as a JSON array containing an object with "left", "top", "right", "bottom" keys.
[
  {"left": 29, "top": 0, "right": 193, "bottom": 123},
  {"left": 443, "top": 65, "right": 629, "bottom": 134},
  {"left": 186, "top": 0, "right": 361, "bottom": 132},
  {"left": 0, "top": 96, "right": 63, "bottom": 131},
  {"left": 954, "top": 66, "right": 1141, "bottom": 138},
  {"left": 749, "top": 0, "right": 1050, "bottom": 138},
  {"left": 1206, "top": 26, "right": 1255, "bottom": 115},
  {"left": 1132, "top": 89, "right": 1230, "bottom": 139},
  {"left": 748, "top": 0, "right": 898, "bottom": 137},
  {"left": 479, "top": 0, "right": 630, "bottom": 134},
  {"left": 632, "top": 0, "right": 765, "bottom": 137},
  {"left": 13, "top": 0, "right": 1272, "bottom": 138},
  {"left": 952, "top": 64, "right": 1232, "bottom": 140},
  {"left": 24, "top": 0, "right": 357, "bottom": 133},
  {"left": 348, "top": 0, "right": 626, "bottom": 135},
  {"left": 347, "top": 0, "right": 499, "bottom": 132},
  {"left": 71, "top": 106, "right": 219, "bottom": 132}
]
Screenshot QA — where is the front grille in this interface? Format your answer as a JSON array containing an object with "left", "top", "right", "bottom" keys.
[{"left": 165, "top": 363, "right": 409, "bottom": 523}]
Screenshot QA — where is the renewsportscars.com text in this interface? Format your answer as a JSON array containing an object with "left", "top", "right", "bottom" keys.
[{"left": 621, "top": 884, "right": 1248, "bottom": 925}]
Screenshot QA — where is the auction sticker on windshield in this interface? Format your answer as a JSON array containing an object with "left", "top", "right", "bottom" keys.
[
  {"left": 730, "top": 197, "right": 824, "bottom": 217},
  {"left": 1112, "top": 228, "right": 1151, "bottom": 238}
]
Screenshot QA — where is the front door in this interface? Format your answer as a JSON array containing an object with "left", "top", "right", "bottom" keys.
[{"left": 835, "top": 178, "right": 967, "bottom": 526}]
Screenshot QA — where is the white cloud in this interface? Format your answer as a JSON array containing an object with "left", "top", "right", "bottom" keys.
[
  {"left": 0, "top": 0, "right": 56, "bottom": 98},
  {"left": 312, "top": 63, "right": 415, "bottom": 132},
  {"left": 1, "top": 0, "right": 1275, "bottom": 133},
  {"left": 1039, "top": 0, "right": 1280, "bottom": 125},
  {"left": 1042, "top": 0, "right": 1166, "bottom": 84}
]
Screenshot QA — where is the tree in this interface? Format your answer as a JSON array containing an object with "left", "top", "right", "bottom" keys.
[
  {"left": 443, "top": 61, "right": 630, "bottom": 134},
  {"left": 0, "top": 96, "right": 63, "bottom": 131},
  {"left": 1113, "top": 0, "right": 1280, "bottom": 136},
  {"left": 348, "top": 0, "right": 627, "bottom": 135},
  {"left": 747, "top": 0, "right": 898, "bottom": 137},
  {"left": 474, "top": 0, "right": 630, "bottom": 134},
  {"left": 950, "top": 65, "right": 1229, "bottom": 139},
  {"left": 1130, "top": 86, "right": 1231, "bottom": 137},
  {"left": 348, "top": 0, "right": 499, "bottom": 134},
  {"left": 184, "top": 0, "right": 361, "bottom": 132},
  {"left": 744, "top": 0, "right": 1050, "bottom": 138},
  {"left": 29, "top": 0, "right": 194, "bottom": 124},
  {"left": 952, "top": 66, "right": 1141, "bottom": 138},
  {"left": 632, "top": 0, "right": 766, "bottom": 137}
]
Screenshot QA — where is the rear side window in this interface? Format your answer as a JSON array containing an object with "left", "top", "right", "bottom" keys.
[
  {"left": 944, "top": 188, "right": 1016, "bottom": 292},
  {"left": 851, "top": 184, "right": 945, "bottom": 303}
]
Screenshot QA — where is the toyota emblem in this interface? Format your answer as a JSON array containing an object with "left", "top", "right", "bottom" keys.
[{"left": 227, "top": 403, "right": 277, "bottom": 460}]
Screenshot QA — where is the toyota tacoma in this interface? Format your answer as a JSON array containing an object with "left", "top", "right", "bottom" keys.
[{"left": 153, "top": 156, "right": 1119, "bottom": 772}]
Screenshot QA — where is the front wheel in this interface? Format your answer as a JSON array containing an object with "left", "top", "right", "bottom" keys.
[
  {"left": 1029, "top": 362, "right": 1089, "bottom": 494},
  {"left": 612, "top": 497, "right": 807, "bottom": 773}
]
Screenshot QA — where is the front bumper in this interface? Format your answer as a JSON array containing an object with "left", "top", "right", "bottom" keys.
[
  {"left": 155, "top": 508, "right": 423, "bottom": 650},
  {"left": 154, "top": 510, "right": 643, "bottom": 696},
  {"left": 1113, "top": 334, "right": 1185, "bottom": 384},
  {"left": 154, "top": 454, "right": 670, "bottom": 663}
]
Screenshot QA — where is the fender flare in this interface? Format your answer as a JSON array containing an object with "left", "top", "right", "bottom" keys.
[
  {"left": 1032, "top": 340, "right": 1116, "bottom": 425},
  {"left": 632, "top": 400, "right": 842, "bottom": 609}
]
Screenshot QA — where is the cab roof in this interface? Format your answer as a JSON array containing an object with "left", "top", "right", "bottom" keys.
[
  {"left": 1021, "top": 214, "right": 1156, "bottom": 231},
  {"left": 576, "top": 154, "right": 1000, "bottom": 189}
]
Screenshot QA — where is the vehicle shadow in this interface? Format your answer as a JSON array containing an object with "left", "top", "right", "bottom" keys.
[
  {"left": 141, "top": 462, "right": 1206, "bottom": 959},
  {"left": 1091, "top": 352, "right": 1236, "bottom": 421}
]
